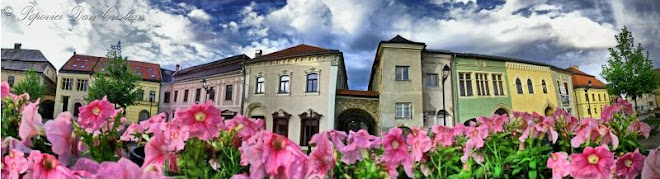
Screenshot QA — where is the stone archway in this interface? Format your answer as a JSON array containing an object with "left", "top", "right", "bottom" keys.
[
  {"left": 337, "top": 108, "right": 376, "bottom": 135},
  {"left": 494, "top": 108, "right": 508, "bottom": 116},
  {"left": 246, "top": 103, "right": 267, "bottom": 121},
  {"left": 139, "top": 110, "right": 150, "bottom": 121},
  {"left": 39, "top": 100, "right": 55, "bottom": 119},
  {"left": 544, "top": 106, "right": 554, "bottom": 116},
  {"left": 73, "top": 102, "right": 83, "bottom": 117}
]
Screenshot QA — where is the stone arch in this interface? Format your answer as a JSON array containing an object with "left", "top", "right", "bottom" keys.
[
  {"left": 73, "top": 102, "right": 83, "bottom": 117},
  {"left": 139, "top": 110, "right": 150, "bottom": 121},
  {"left": 544, "top": 106, "right": 554, "bottom": 117},
  {"left": 39, "top": 100, "right": 55, "bottom": 119},
  {"left": 492, "top": 104, "right": 512, "bottom": 116},
  {"left": 494, "top": 108, "right": 508, "bottom": 115},
  {"left": 245, "top": 102, "right": 267, "bottom": 120},
  {"left": 337, "top": 108, "right": 377, "bottom": 135}
]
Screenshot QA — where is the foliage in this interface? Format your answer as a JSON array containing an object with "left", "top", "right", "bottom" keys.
[
  {"left": 10, "top": 69, "right": 46, "bottom": 102},
  {"left": 87, "top": 41, "right": 142, "bottom": 109},
  {"left": 1, "top": 94, "right": 29, "bottom": 138}
]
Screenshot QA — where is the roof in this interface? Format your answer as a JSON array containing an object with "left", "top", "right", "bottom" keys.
[
  {"left": 456, "top": 53, "right": 554, "bottom": 67},
  {"left": 161, "top": 68, "right": 175, "bottom": 83},
  {"left": 174, "top": 54, "right": 249, "bottom": 82},
  {"left": 248, "top": 44, "right": 341, "bottom": 62},
  {"left": 383, "top": 35, "right": 425, "bottom": 45},
  {"left": 566, "top": 67, "right": 606, "bottom": 89},
  {"left": 60, "top": 54, "right": 162, "bottom": 82},
  {"left": 1, "top": 48, "right": 55, "bottom": 72},
  {"left": 1, "top": 60, "right": 50, "bottom": 73},
  {"left": 336, "top": 89, "right": 379, "bottom": 98}
]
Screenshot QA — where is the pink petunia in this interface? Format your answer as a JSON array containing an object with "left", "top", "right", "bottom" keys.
[
  {"left": 641, "top": 147, "right": 660, "bottom": 179},
  {"left": 143, "top": 123, "right": 187, "bottom": 172},
  {"left": 139, "top": 113, "right": 167, "bottom": 134},
  {"left": 93, "top": 158, "right": 142, "bottom": 179},
  {"left": 2, "top": 137, "right": 32, "bottom": 156},
  {"left": 1, "top": 81, "right": 9, "bottom": 98},
  {"left": 535, "top": 116, "right": 559, "bottom": 144},
  {"left": 462, "top": 124, "right": 490, "bottom": 163},
  {"left": 381, "top": 127, "right": 413, "bottom": 178},
  {"left": 78, "top": 96, "right": 116, "bottom": 132},
  {"left": 44, "top": 112, "right": 78, "bottom": 165},
  {"left": 601, "top": 103, "right": 622, "bottom": 122},
  {"left": 478, "top": 114, "right": 509, "bottom": 133},
  {"left": 616, "top": 149, "right": 645, "bottom": 179},
  {"left": 306, "top": 132, "right": 336, "bottom": 177},
  {"left": 547, "top": 152, "right": 570, "bottom": 179},
  {"left": 627, "top": 120, "right": 651, "bottom": 138},
  {"left": 25, "top": 150, "right": 73, "bottom": 179},
  {"left": 431, "top": 125, "right": 456, "bottom": 147},
  {"left": 224, "top": 115, "right": 265, "bottom": 139},
  {"left": 406, "top": 127, "right": 432, "bottom": 162},
  {"left": 2, "top": 149, "right": 29, "bottom": 179},
  {"left": 19, "top": 99, "right": 44, "bottom": 145},
  {"left": 263, "top": 131, "right": 309, "bottom": 178},
  {"left": 174, "top": 101, "right": 223, "bottom": 140},
  {"left": 327, "top": 130, "right": 348, "bottom": 149},
  {"left": 617, "top": 98, "right": 633, "bottom": 116},
  {"left": 120, "top": 123, "right": 144, "bottom": 142},
  {"left": 340, "top": 129, "right": 379, "bottom": 164},
  {"left": 70, "top": 158, "right": 100, "bottom": 178},
  {"left": 569, "top": 145, "right": 615, "bottom": 179},
  {"left": 238, "top": 131, "right": 268, "bottom": 179}
]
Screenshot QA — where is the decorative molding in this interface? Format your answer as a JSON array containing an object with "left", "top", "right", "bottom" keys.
[
  {"left": 304, "top": 67, "right": 321, "bottom": 74},
  {"left": 299, "top": 108, "right": 322, "bottom": 120}
]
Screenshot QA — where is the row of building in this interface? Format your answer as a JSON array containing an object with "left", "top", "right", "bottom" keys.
[{"left": 2, "top": 36, "right": 659, "bottom": 146}]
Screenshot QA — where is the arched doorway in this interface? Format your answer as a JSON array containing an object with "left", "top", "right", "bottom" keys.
[
  {"left": 73, "top": 103, "right": 83, "bottom": 117},
  {"left": 544, "top": 106, "right": 554, "bottom": 116},
  {"left": 494, "top": 108, "right": 508, "bottom": 116},
  {"left": 39, "top": 100, "right": 55, "bottom": 119},
  {"left": 139, "top": 110, "right": 150, "bottom": 121},
  {"left": 337, "top": 108, "right": 376, "bottom": 135}
]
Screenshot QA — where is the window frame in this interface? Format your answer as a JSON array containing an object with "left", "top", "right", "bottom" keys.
[
  {"left": 541, "top": 80, "right": 548, "bottom": 94},
  {"left": 527, "top": 79, "right": 534, "bottom": 94},
  {"left": 425, "top": 73, "right": 439, "bottom": 87},
  {"left": 164, "top": 91, "right": 171, "bottom": 103},
  {"left": 458, "top": 72, "right": 474, "bottom": 96},
  {"left": 208, "top": 87, "right": 215, "bottom": 101},
  {"left": 278, "top": 75, "right": 290, "bottom": 94},
  {"left": 183, "top": 90, "right": 189, "bottom": 102},
  {"left": 492, "top": 74, "right": 504, "bottom": 96},
  {"left": 395, "top": 102, "right": 412, "bottom": 119},
  {"left": 395, "top": 66, "right": 410, "bottom": 81},
  {"left": 306, "top": 73, "right": 319, "bottom": 92},
  {"left": 195, "top": 88, "right": 201, "bottom": 102},
  {"left": 515, "top": 78, "right": 523, "bottom": 94},
  {"left": 225, "top": 85, "right": 233, "bottom": 101},
  {"left": 255, "top": 77, "right": 265, "bottom": 94}
]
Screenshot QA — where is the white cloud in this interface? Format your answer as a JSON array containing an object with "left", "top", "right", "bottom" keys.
[{"left": 188, "top": 9, "right": 212, "bottom": 22}]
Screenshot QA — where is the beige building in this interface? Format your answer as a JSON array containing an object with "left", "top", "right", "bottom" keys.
[
  {"left": 2, "top": 43, "right": 58, "bottom": 118},
  {"left": 54, "top": 53, "right": 162, "bottom": 123},
  {"left": 243, "top": 44, "right": 348, "bottom": 146},
  {"left": 626, "top": 93, "right": 657, "bottom": 114},
  {"left": 551, "top": 67, "right": 577, "bottom": 116}
]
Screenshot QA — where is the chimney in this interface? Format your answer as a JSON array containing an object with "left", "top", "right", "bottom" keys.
[
  {"left": 572, "top": 65, "right": 579, "bottom": 69},
  {"left": 175, "top": 64, "right": 180, "bottom": 71},
  {"left": 14, "top": 43, "right": 21, "bottom": 49},
  {"left": 255, "top": 49, "right": 262, "bottom": 57},
  {"left": 73, "top": 51, "right": 76, "bottom": 56}
]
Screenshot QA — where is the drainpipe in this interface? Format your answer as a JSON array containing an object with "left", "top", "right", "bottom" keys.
[
  {"left": 240, "top": 60, "right": 246, "bottom": 115},
  {"left": 451, "top": 53, "right": 459, "bottom": 126}
]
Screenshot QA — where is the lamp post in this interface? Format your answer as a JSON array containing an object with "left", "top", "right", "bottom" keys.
[
  {"left": 201, "top": 78, "right": 209, "bottom": 102},
  {"left": 442, "top": 64, "right": 451, "bottom": 126},
  {"left": 585, "top": 80, "right": 592, "bottom": 118},
  {"left": 149, "top": 92, "right": 154, "bottom": 117}
]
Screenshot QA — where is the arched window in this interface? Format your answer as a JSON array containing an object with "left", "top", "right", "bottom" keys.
[
  {"left": 255, "top": 77, "right": 265, "bottom": 94},
  {"left": 541, "top": 80, "right": 548, "bottom": 93},
  {"left": 527, "top": 79, "right": 534, "bottom": 94},
  {"left": 515, "top": 79, "right": 523, "bottom": 94},
  {"left": 306, "top": 73, "right": 318, "bottom": 92},
  {"left": 139, "top": 110, "right": 150, "bottom": 121},
  {"left": 279, "top": 75, "right": 290, "bottom": 93},
  {"left": 73, "top": 103, "right": 82, "bottom": 117}
]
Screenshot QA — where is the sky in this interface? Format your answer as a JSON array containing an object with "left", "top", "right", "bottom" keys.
[{"left": 1, "top": 0, "right": 659, "bottom": 90}]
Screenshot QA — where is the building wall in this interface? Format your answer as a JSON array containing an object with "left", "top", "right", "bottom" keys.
[
  {"left": 375, "top": 43, "right": 425, "bottom": 130},
  {"left": 158, "top": 81, "right": 174, "bottom": 120},
  {"left": 124, "top": 81, "right": 160, "bottom": 123},
  {"left": 54, "top": 73, "right": 93, "bottom": 116},
  {"left": 243, "top": 54, "right": 342, "bottom": 146},
  {"left": 453, "top": 57, "right": 512, "bottom": 123},
  {"left": 421, "top": 52, "right": 454, "bottom": 127},
  {"left": 167, "top": 72, "right": 243, "bottom": 119},
  {"left": 2, "top": 70, "right": 56, "bottom": 101},
  {"left": 626, "top": 93, "right": 657, "bottom": 114},
  {"left": 506, "top": 62, "right": 559, "bottom": 116},
  {"left": 574, "top": 88, "right": 610, "bottom": 119},
  {"left": 551, "top": 70, "right": 577, "bottom": 116}
]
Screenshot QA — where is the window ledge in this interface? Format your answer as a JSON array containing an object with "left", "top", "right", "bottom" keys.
[
  {"left": 253, "top": 93, "right": 265, "bottom": 97},
  {"left": 395, "top": 117, "right": 412, "bottom": 120},
  {"left": 276, "top": 93, "right": 290, "bottom": 96},
  {"left": 304, "top": 92, "right": 320, "bottom": 96},
  {"left": 395, "top": 79, "right": 411, "bottom": 81}
]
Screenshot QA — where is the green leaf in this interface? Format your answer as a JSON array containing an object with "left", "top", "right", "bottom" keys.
[
  {"left": 512, "top": 168, "right": 522, "bottom": 175},
  {"left": 529, "top": 160, "right": 537, "bottom": 169},
  {"left": 528, "top": 170, "right": 537, "bottom": 179}
]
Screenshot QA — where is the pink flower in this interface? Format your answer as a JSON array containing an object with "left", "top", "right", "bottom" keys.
[
  {"left": 94, "top": 158, "right": 142, "bottom": 179},
  {"left": 224, "top": 115, "right": 265, "bottom": 139},
  {"left": 478, "top": 114, "right": 509, "bottom": 133},
  {"left": 617, "top": 98, "right": 633, "bottom": 116},
  {"left": 26, "top": 150, "right": 73, "bottom": 179},
  {"left": 239, "top": 131, "right": 268, "bottom": 179},
  {"left": 641, "top": 147, "right": 660, "bottom": 179},
  {"left": 601, "top": 104, "right": 622, "bottom": 122},
  {"left": 144, "top": 124, "right": 187, "bottom": 171},
  {"left": 627, "top": 120, "right": 651, "bottom": 138},
  {"left": 78, "top": 96, "right": 115, "bottom": 132},
  {"left": 19, "top": 99, "right": 44, "bottom": 145},
  {"left": 569, "top": 145, "right": 615, "bottom": 179},
  {"left": 616, "top": 149, "right": 645, "bottom": 179},
  {"left": 1, "top": 81, "right": 9, "bottom": 98},
  {"left": 340, "top": 129, "right": 379, "bottom": 164},
  {"left": 431, "top": 125, "right": 456, "bottom": 147},
  {"left": 45, "top": 112, "right": 78, "bottom": 164},
  {"left": 120, "top": 123, "right": 144, "bottom": 142},
  {"left": 547, "top": 152, "right": 570, "bottom": 179},
  {"left": 465, "top": 124, "right": 489, "bottom": 150},
  {"left": 327, "top": 130, "right": 348, "bottom": 149},
  {"left": 2, "top": 149, "right": 29, "bottom": 179},
  {"left": 263, "top": 131, "right": 309, "bottom": 178},
  {"left": 70, "top": 158, "right": 100, "bottom": 178},
  {"left": 381, "top": 128, "right": 413, "bottom": 178},
  {"left": 406, "top": 127, "right": 432, "bottom": 162},
  {"left": 307, "top": 132, "right": 335, "bottom": 177},
  {"left": 535, "top": 116, "right": 559, "bottom": 144},
  {"left": 139, "top": 113, "right": 166, "bottom": 134},
  {"left": 571, "top": 119, "right": 618, "bottom": 149},
  {"left": 174, "top": 101, "right": 223, "bottom": 140},
  {"left": 2, "top": 137, "right": 32, "bottom": 156}
]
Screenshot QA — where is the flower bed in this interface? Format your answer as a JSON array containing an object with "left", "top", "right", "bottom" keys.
[{"left": 1, "top": 80, "right": 659, "bottom": 179}]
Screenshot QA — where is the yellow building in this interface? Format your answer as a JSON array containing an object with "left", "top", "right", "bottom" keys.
[
  {"left": 506, "top": 62, "right": 559, "bottom": 116},
  {"left": 567, "top": 66, "right": 610, "bottom": 119},
  {"left": 655, "top": 69, "right": 660, "bottom": 111},
  {"left": 54, "top": 53, "right": 162, "bottom": 123}
]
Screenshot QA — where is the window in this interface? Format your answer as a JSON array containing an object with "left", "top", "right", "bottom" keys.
[
  {"left": 173, "top": 91, "right": 178, "bottom": 102},
  {"left": 137, "top": 90, "right": 144, "bottom": 101},
  {"left": 299, "top": 111, "right": 321, "bottom": 146},
  {"left": 459, "top": 72, "right": 473, "bottom": 96},
  {"left": 425, "top": 74, "right": 439, "bottom": 86},
  {"left": 208, "top": 87, "right": 215, "bottom": 101},
  {"left": 164, "top": 92, "right": 170, "bottom": 103},
  {"left": 183, "top": 90, "right": 189, "bottom": 102},
  {"left": 564, "top": 83, "right": 569, "bottom": 95},
  {"left": 598, "top": 94, "right": 602, "bottom": 101},
  {"left": 62, "top": 78, "right": 73, "bottom": 90},
  {"left": 515, "top": 79, "right": 523, "bottom": 94},
  {"left": 592, "top": 94, "right": 595, "bottom": 102},
  {"left": 7, "top": 76, "right": 14, "bottom": 87},
  {"left": 587, "top": 108, "right": 591, "bottom": 114},
  {"left": 541, "top": 80, "right": 547, "bottom": 93},
  {"left": 395, "top": 102, "right": 412, "bottom": 119},
  {"left": 527, "top": 79, "right": 534, "bottom": 94},
  {"left": 225, "top": 85, "right": 233, "bottom": 101},
  {"left": 255, "top": 77, "right": 265, "bottom": 94},
  {"left": 272, "top": 111, "right": 291, "bottom": 137},
  {"left": 149, "top": 91, "right": 156, "bottom": 102},
  {"left": 395, "top": 66, "right": 409, "bottom": 80},
  {"left": 585, "top": 93, "right": 589, "bottom": 102},
  {"left": 475, "top": 73, "right": 490, "bottom": 96},
  {"left": 62, "top": 96, "right": 69, "bottom": 112},
  {"left": 195, "top": 88, "right": 201, "bottom": 102},
  {"left": 279, "top": 75, "right": 290, "bottom": 93},
  {"left": 306, "top": 73, "right": 318, "bottom": 92},
  {"left": 492, "top": 74, "right": 504, "bottom": 96},
  {"left": 73, "top": 103, "right": 82, "bottom": 117},
  {"left": 76, "top": 79, "right": 88, "bottom": 91}
]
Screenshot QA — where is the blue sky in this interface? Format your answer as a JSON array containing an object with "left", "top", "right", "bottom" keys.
[{"left": 2, "top": 0, "right": 659, "bottom": 90}]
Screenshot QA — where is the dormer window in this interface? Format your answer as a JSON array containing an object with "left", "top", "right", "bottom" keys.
[
  {"left": 84, "top": 59, "right": 88, "bottom": 62},
  {"left": 136, "top": 66, "right": 141, "bottom": 70},
  {"left": 72, "top": 64, "right": 77, "bottom": 68},
  {"left": 137, "top": 72, "right": 142, "bottom": 76},
  {"left": 81, "top": 65, "right": 85, "bottom": 68},
  {"left": 151, "top": 74, "right": 156, "bottom": 78},
  {"left": 148, "top": 68, "right": 153, "bottom": 71},
  {"left": 76, "top": 58, "right": 80, "bottom": 61}
]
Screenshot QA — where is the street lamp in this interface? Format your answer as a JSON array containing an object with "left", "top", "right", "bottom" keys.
[
  {"left": 201, "top": 78, "right": 209, "bottom": 102},
  {"left": 442, "top": 64, "right": 451, "bottom": 126},
  {"left": 585, "top": 80, "right": 592, "bottom": 118}
]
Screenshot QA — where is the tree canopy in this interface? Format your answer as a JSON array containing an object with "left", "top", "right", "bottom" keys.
[
  {"left": 87, "top": 42, "right": 142, "bottom": 109},
  {"left": 11, "top": 68, "right": 46, "bottom": 102}
]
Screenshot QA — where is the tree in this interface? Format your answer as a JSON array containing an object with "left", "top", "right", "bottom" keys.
[
  {"left": 11, "top": 68, "right": 46, "bottom": 102},
  {"left": 602, "top": 26, "right": 660, "bottom": 109},
  {"left": 87, "top": 42, "right": 142, "bottom": 110}
]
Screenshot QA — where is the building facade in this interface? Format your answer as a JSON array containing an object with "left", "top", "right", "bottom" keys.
[
  {"left": 2, "top": 43, "right": 58, "bottom": 118},
  {"left": 551, "top": 67, "right": 577, "bottom": 116},
  {"left": 158, "top": 68, "right": 175, "bottom": 120},
  {"left": 243, "top": 45, "right": 348, "bottom": 146},
  {"left": 54, "top": 54, "right": 162, "bottom": 123},
  {"left": 506, "top": 62, "right": 558, "bottom": 116},
  {"left": 568, "top": 66, "right": 610, "bottom": 119},
  {"left": 626, "top": 93, "right": 657, "bottom": 114}
]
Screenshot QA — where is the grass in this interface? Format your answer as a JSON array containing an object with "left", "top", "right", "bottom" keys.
[{"left": 645, "top": 116, "right": 660, "bottom": 125}]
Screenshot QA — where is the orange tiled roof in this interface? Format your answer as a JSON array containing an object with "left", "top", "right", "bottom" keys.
[
  {"left": 60, "top": 54, "right": 161, "bottom": 82},
  {"left": 250, "top": 44, "right": 340, "bottom": 62},
  {"left": 567, "top": 67, "right": 606, "bottom": 89},
  {"left": 336, "top": 89, "right": 379, "bottom": 98}
]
